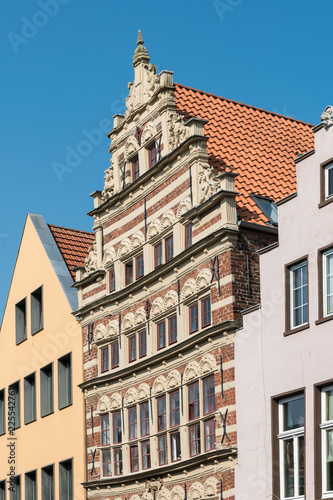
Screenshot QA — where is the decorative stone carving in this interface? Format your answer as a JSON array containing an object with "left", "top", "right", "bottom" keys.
[
  {"left": 101, "top": 164, "right": 115, "bottom": 201},
  {"left": 321, "top": 105, "right": 333, "bottom": 129},
  {"left": 137, "top": 383, "right": 150, "bottom": 401},
  {"left": 103, "top": 246, "right": 116, "bottom": 266},
  {"left": 117, "top": 238, "right": 131, "bottom": 258},
  {"left": 147, "top": 219, "right": 161, "bottom": 239},
  {"left": 131, "top": 495, "right": 141, "bottom": 500},
  {"left": 199, "top": 354, "right": 216, "bottom": 375},
  {"left": 122, "top": 313, "right": 135, "bottom": 331},
  {"left": 150, "top": 297, "right": 164, "bottom": 318},
  {"left": 124, "top": 387, "right": 138, "bottom": 406},
  {"left": 131, "top": 230, "right": 145, "bottom": 250},
  {"left": 167, "top": 112, "right": 190, "bottom": 151},
  {"left": 183, "top": 361, "right": 200, "bottom": 383},
  {"left": 161, "top": 210, "right": 176, "bottom": 230},
  {"left": 204, "top": 477, "right": 218, "bottom": 497},
  {"left": 171, "top": 486, "right": 185, "bottom": 500},
  {"left": 180, "top": 278, "right": 197, "bottom": 301},
  {"left": 163, "top": 290, "right": 178, "bottom": 310},
  {"left": 142, "top": 493, "right": 154, "bottom": 500},
  {"left": 188, "top": 482, "right": 204, "bottom": 500},
  {"left": 196, "top": 268, "right": 212, "bottom": 291},
  {"left": 152, "top": 375, "right": 167, "bottom": 395},
  {"left": 110, "top": 393, "right": 122, "bottom": 410},
  {"left": 106, "top": 320, "right": 119, "bottom": 339},
  {"left": 141, "top": 123, "right": 157, "bottom": 145},
  {"left": 157, "top": 488, "right": 171, "bottom": 500},
  {"left": 198, "top": 162, "right": 220, "bottom": 204},
  {"left": 84, "top": 242, "right": 97, "bottom": 275},
  {"left": 166, "top": 369, "right": 181, "bottom": 390},
  {"left": 125, "top": 135, "right": 139, "bottom": 159},
  {"left": 94, "top": 324, "right": 107, "bottom": 341},
  {"left": 177, "top": 197, "right": 192, "bottom": 218},
  {"left": 134, "top": 307, "right": 146, "bottom": 325},
  {"left": 146, "top": 479, "right": 163, "bottom": 493},
  {"left": 97, "top": 395, "right": 110, "bottom": 413}
]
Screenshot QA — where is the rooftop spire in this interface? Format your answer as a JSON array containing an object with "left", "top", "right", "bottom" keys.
[{"left": 133, "top": 29, "right": 150, "bottom": 66}]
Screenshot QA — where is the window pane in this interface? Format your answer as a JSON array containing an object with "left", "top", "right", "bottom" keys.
[
  {"left": 298, "top": 436, "right": 305, "bottom": 496},
  {"left": 113, "top": 412, "right": 122, "bottom": 444},
  {"left": 326, "top": 429, "right": 333, "bottom": 492},
  {"left": 42, "top": 466, "right": 54, "bottom": 500},
  {"left": 139, "top": 331, "right": 147, "bottom": 358},
  {"left": 142, "top": 440, "right": 151, "bottom": 469},
  {"left": 58, "top": 354, "right": 72, "bottom": 409},
  {"left": 59, "top": 460, "right": 72, "bottom": 500},
  {"left": 205, "top": 419, "right": 215, "bottom": 451},
  {"left": 282, "top": 397, "right": 304, "bottom": 431},
  {"left": 24, "top": 374, "right": 36, "bottom": 424},
  {"left": 158, "top": 434, "right": 168, "bottom": 465},
  {"left": 129, "top": 407, "right": 137, "bottom": 440},
  {"left": 101, "top": 414, "right": 110, "bottom": 445},
  {"left": 114, "top": 448, "right": 123, "bottom": 475},
  {"left": 283, "top": 439, "right": 294, "bottom": 498},
  {"left": 170, "top": 391, "right": 180, "bottom": 427},
  {"left": 102, "top": 449, "right": 112, "bottom": 477},
  {"left": 171, "top": 432, "right": 181, "bottom": 461},
  {"left": 326, "top": 390, "right": 333, "bottom": 422},
  {"left": 25, "top": 471, "right": 37, "bottom": 500},
  {"left": 189, "top": 382, "right": 200, "bottom": 420},
  {"left": 140, "top": 402, "right": 149, "bottom": 436},
  {"left": 15, "top": 298, "right": 26, "bottom": 344},
  {"left": 40, "top": 365, "right": 53, "bottom": 417},
  {"left": 169, "top": 315, "right": 177, "bottom": 344},
  {"left": 291, "top": 262, "right": 307, "bottom": 328},
  {"left": 157, "top": 322, "right": 166, "bottom": 349},
  {"left": 158, "top": 396, "right": 167, "bottom": 431},
  {"left": 130, "top": 445, "right": 139, "bottom": 472},
  {"left": 31, "top": 286, "right": 43, "bottom": 335},
  {"left": 0, "top": 481, "right": 5, "bottom": 500}
]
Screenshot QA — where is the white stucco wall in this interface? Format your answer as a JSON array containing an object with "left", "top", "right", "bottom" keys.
[{"left": 235, "top": 124, "right": 333, "bottom": 500}]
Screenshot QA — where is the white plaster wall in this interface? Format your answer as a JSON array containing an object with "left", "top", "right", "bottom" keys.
[{"left": 235, "top": 124, "right": 333, "bottom": 500}]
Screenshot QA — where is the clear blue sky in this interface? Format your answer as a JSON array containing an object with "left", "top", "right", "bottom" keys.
[{"left": 1, "top": 0, "right": 332, "bottom": 319}]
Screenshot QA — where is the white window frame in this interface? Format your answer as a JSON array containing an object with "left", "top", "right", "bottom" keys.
[
  {"left": 290, "top": 261, "right": 308, "bottom": 329},
  {"left": 321, "top": 386, "right": 333, "bottom": 498},
  {"left": 325, "top": 163, "right": 333, "bottom": 200},
  {"left": 278, "top": 395, "right": 305, "bottom": 499},
  {"left": 323, "top": 249, "right": 333, "bottom": 317}
]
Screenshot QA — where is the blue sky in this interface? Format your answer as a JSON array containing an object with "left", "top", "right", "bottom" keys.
[{"left": 1, "top": 0, "right": 332, "bottom": 318}]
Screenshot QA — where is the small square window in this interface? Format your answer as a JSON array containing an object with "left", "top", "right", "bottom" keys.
[
  {"left": 165, "top": 235, "right": 174, "bottom": 261},
  {"left": 109, "top": 268, "right": 115, "bottom": 293},
  {"left": 132, "top": 156, "right": 140, "bottom": 181},
  {"left": 111, "top": 343, "right": 119, "bottom": 369},
  {"left": 129, "top": 335, "right": 136, "bottom": 362},
  {"left": 189, "top": 303, "right": 199, "bottom": 333},
  {"left": 154, "top": 242, "right": 163, "bottom": 268},
  {"left": 136, "top": 254, "right": 144, "bottom": 280},
  {"left": 157, "top": 322, "right": 166, "bottom": 350},
  {"left": 202, "top": 296, "right": 211, "bottom": 328},
  {"left": 101, "top": 347, "right": 109, "bottom": 373},
  {"left": 125, "top": 261, "right": 134, "bottom": 286},
  {"left": 185, "top": 223, "right": 192, "bottom": 249}
]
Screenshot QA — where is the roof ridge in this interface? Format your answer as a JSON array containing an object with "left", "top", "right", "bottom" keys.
[
  {"left": 174, "top": 83, "right": 313, "bottom": 127},
  {"left": 48, "top": 223, "right": 94, "bottom": 236}
]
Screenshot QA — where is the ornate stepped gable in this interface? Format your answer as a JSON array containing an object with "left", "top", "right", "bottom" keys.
[{"left": 75, "top": 30, "right": 314, "bottom": 500}]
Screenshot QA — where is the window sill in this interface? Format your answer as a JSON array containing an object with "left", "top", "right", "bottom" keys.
[
  {"left": 315, "top": 315, "right": 333, "bottom": 326},
  {"left": 284, "top": 323, "right": 310, "bottom": 337},
  {"left": 318, "top": 196, "right": 333, "bottom": 209}
]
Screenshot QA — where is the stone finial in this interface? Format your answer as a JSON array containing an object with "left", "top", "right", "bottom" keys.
[
  {"left": 133, "top": 29, "right": 150, "bottom": 66},
  {"left": 321, "top": 105, "right": 333, "bottom": 129}
]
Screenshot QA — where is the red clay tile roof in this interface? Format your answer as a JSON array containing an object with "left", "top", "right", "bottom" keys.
[
  {"left": 48, "top": 224, "right": 95, "bottom": 280},
  {"left": 174, "top": 84, "right": 314, "bottom": 226}
]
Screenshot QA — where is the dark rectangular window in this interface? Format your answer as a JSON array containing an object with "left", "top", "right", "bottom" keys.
[
  {"left": 132, "top": 156, "right": 140, "bottom": 181},
  {"left": 24, "top": 373, "right": 36, "bottom": 424},
  {"left": 129, "top": 335, "right": 136, "bottom": 362},
  {"left": 112, "top": 411, "right": 122, "bottom": 444},
  {"left": 59, "top": 460, "right": 72, "bottom": 500},
  {"left": 109, "top": 269, "right": 115, "bottom": 293},
  {"left": 142, "top": 440, "right": 151, "bottom": 469},
  {"left": 128, "top": 407, "right": 137, "bottom": 440},
  {"left": 157, "top": 396, "right": 167, "bottom": 432},
  {"left": 0, "top": 481, "right": 5, "bottom": 500},
  {"left": 154, "top": 242, "right": 163, "bottom": 268},
  {"left": 0, "top": 389, "right": 5, "bottom": 435},
  {"left": 10, "top": 476, "right": 20, "bottom": 500},
  {"left": 170, "top": 390, "right": 180, "bottom": 427},
  {"left": 136, "top": 254, "right": 144, "bottom": 279},
  {"left": 111, "top": 343, "right": 119, "bottom": 369},
  {"left": 203, "top": 375, "right": 215, "bottom": 414},
  {"left": 189, "top": 382, "right": 200, "bottom": 420},
  {"left": 140, "top": 402, "right": 149, "bottom": 437},
  {"left": 114, "top": 448, "right": 123, "bottom": 475},
  {"left": 125, "top": 261, "right": 134, "bottom": 286},
  {"left": 31, "top": 286, "right": 43, "bottom": 335},
  {"left": 58, "top": 354, "right": 72, "bottom": 409},
  {"left": 158, "top": 434, "right": 168, "bottom": 465},
  {"left": 101, "top": 347, "right": 109, "bottom": 373},
  {"left": 26, "top": 470, "right": 37, "bottom": 500},
  {"left": 165, "top": 235, "right": 174, "bottom": 261},
  {"left": 170, "top": 431, "right": 181, "bottom": 462},
  {"left": 204, "top": 419, "right": 215, "bottom": 451},
  {"left": 149, "top": 143, "right": 158, "bottom": 168},
  {"left": 189, "top": 303, "right": 199, "bottom": 333},
  {"left": 130, "top": 445, "right": 139, "bottom": 472},
  {"left": 189, "top": 423, "right": 201, "bottom": 456},
  {"left": 102, "top": 449, "right": 112, "bottom": 477},
  {"left": 202, "top": 297, "right": 211, "bottom": 328},
  {"left": 8, "top": 382, "right": 20, "bottom": 429},
  {"left": 169, "top": 315, "right": 177, "bottom": 344},
  {"left": 157, "top": 322, "right": 166, "bottom": 350},
  {"left": 15, "top": 298, "right": 26, "bottom": 345},
  {"left": 41, "top": 465, "right": 54, "bottom": 500},
  {"left": 139, "top": 330, "right": 147, "bottom": 358},
  {"left": 185, "top": 223, "right": 192, "bottom": 249},
  {"left": 101, "top": 414, "right": 110, "bottom": 446},
  {"left": 40, "top": 364, "right": 53, "bottom": 417}
]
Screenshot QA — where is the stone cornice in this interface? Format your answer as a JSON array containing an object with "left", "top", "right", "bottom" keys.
[{"left": 79, "top": 320, "right": 238, "bottom": 390}]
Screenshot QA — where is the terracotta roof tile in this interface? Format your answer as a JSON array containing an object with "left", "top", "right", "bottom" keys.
[
  {"left": 48, "top": 224, "right": 95, "bottom": 280},
  {"left": 174, "top": 83, "right": 314, "bottom": 226}
]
